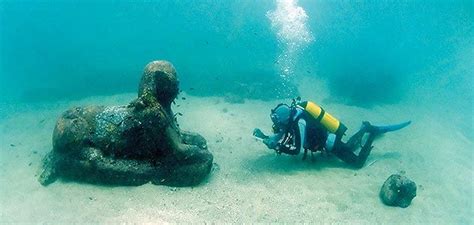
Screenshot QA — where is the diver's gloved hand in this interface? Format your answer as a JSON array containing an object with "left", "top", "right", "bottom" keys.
[{"left": 253, "top": 128, "right": 268, "bottom": 140}]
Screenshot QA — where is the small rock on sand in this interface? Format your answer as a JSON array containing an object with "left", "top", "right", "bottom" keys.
[{"left": 380, "top": 174, "right": 417, "bottom": 208}]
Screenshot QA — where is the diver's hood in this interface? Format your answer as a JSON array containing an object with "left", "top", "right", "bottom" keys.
[{"left": 270, "top": 104, "right": 292, "bottom": 127}]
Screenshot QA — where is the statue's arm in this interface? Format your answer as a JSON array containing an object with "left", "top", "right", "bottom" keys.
[{"left": 180, "top": 130, "right": 207, "bottom": 149}]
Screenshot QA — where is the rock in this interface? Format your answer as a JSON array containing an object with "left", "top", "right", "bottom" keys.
[
  {"left": 38, "top": 60, "right": 213, "bottom": 187},
  {"left": 380, "top": 174, "right": 417, "bottom": 208}
]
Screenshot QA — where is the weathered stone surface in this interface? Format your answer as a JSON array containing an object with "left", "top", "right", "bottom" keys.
[
  {"left": 38, "top": 60, "right": 213, "bottom": 187},
  {"left": 380, "top": 174, "right": 417, "bottom": 208}
]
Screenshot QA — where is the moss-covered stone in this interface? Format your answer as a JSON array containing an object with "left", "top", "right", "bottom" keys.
[
  {"left": 380, "top": 174, "right": 417, "bottom": 208},
  {"left": 39, "top": 60, "right": 213, "bottom": 187}
]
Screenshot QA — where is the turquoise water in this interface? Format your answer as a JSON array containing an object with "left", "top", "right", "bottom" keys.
[
  {"left": 1, "top": 0, "right": 471, "bottom": 102},
  {"left": 0, "top": 0, "right": 472, "bottom": 223},
  {"left": 1, "top": 0, "right": 472, "bottom": 134}
]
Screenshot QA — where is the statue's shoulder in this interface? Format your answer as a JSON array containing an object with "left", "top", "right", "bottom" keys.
[{"left": 128, "top": 97, "right": 169, "bottom": 127}]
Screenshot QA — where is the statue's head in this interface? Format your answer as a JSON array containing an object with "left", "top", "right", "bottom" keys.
[{"left": 138, "top": 60, "right": 179, "bottom": 106}]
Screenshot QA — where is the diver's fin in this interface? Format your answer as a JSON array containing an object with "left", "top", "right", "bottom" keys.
[{"left": 371, "top": 121, "right": 411, "bottom": 135}]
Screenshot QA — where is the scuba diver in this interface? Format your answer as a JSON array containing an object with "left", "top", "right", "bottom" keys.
[{"left": 253, "top": 97, "right": 411, "bottom": 168}]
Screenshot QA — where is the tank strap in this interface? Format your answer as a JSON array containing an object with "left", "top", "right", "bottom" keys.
[{"left": 315, "top": 108, "right": 325, "bottom": 123}]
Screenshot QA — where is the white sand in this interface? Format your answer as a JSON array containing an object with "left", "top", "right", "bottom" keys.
[{"left": 0, "top": 85, "right": 472, "bottom": 223}]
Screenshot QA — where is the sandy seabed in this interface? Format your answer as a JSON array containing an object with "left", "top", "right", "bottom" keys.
[{"left": 0, "top": 83, "right": 472, "bottom": 224}]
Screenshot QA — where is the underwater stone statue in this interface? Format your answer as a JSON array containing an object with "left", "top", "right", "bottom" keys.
[
  {"left": 38, "top": 60, "right": 213, "bottom": 187},
  {"left": 380, "top": 174, "right": 417, "bottom": 208}
]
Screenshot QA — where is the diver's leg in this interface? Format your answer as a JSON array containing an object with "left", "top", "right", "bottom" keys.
[
  {"left": 345, "top": 121, "right": 372, "bottom": 150},
  {"left": 332, "top": 134, "right": 375, "bottom": 169},
  {"left": 346, "top": 130, "right": 364, "bottom": 150},
  {"left": 332, "top": 143, "right": 359, "bottom": 166},
  {"left": 354, "top": 133, "right": 376, "bottom": 168}
]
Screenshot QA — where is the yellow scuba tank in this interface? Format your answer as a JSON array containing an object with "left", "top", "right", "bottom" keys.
[{"left": 298, "top": 101, "right": 347, "bottom": 136}]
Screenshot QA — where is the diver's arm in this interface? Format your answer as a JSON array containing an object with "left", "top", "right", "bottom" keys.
[
  {"left": 263, "top": 132, "right": 284, "bottom": 149},
  {"left": 253, "top": 128, "right": 283, "bottom": 150}
]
